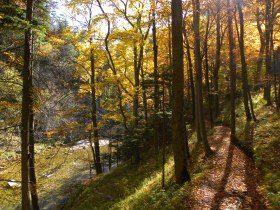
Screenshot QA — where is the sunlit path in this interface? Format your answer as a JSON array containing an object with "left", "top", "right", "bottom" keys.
[{"left": 190, "top": 126, "right": 268, "bottom": 210}]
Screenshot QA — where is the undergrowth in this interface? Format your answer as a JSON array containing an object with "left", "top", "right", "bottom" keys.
[
  {"left": 235, "top": 92, "right": 280, "bottom": 209},
  {"left": 64, "top": 133, "right": 212, "bottom": 210}
]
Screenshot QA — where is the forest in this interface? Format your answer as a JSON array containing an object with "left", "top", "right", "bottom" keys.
[{"left": 0, "top": 0, "right": 279, "bottom": 209}]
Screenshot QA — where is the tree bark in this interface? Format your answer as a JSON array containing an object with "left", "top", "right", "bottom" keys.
[
  {"left": 152, "top": 0, "right": 160, "bottom": 155},
  {"left": 255, "top": 8, "right": 265, "bottom": 84},
  {"left": 87, "top": 4, "right": 102, "bottom": 174},
  {"left": 213, "top": 0, "right": 221, "bottom": 117},
  {"left": 140, "top": 65, "right": 148, "bottom": 126},
  {"left": 29, "top": 110, "right": 39, "bottom": 210},
  {"left": 236, "top": 0, "right": 252, "bottom": 121},
  {"left": 183, "top": 26, "right": 195, "bottom": 123},
  {"left": 204, "top": 10, "right": 214, "bottom": 128},
  {"left": 264, "top": 0, "right": 272, "bottom": 105},
  {"left": 168, "top": 18, "right": 173, "bottom": 108},
  {"left": 171, "top": 0, "right": 190, "bottom": 184},
  {"left": 90, "top": 43, "right": 102, "bottom": 174},
  {"left": 133, "top": 45, "right": 140, "bottom": 127},
  {"left": 21, "top": 0, "right": 34, "bottom": 208},
  {"left": 193, "top": 0, "right": 212, "bottom": 155},
  {"left": 227, "top": 0, "right": 237, "bottom": 141}
]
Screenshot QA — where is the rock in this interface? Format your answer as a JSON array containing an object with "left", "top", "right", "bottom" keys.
[
  {"left": 7, "top": 180, "right": 21, "bottom": 188},
  {"left": 41, "top": 172, "right": 55, "bottom": 178}
]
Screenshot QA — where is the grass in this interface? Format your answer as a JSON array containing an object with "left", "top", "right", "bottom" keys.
[
  {"left": 64, "top": 133, "right": 212, "bottom": 210},
  {"left": 235, "top": 92, "right": 280, "bottom": 209}
]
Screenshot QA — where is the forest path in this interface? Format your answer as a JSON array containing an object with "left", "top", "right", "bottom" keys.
[{"left": 190, "top": 126, "right": 269, "bottom": 210}]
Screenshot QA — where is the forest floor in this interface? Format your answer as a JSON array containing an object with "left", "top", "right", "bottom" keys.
[
  {"left": 66, "top": 126, "right": 274, "bottom": 210},
  {"left": 189, "top": 126, "right": 269, "bottom": 209}
]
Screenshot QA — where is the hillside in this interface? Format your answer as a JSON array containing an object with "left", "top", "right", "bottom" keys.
[{"left": 64, "top": 93, "right": 280, "bottom": 210}]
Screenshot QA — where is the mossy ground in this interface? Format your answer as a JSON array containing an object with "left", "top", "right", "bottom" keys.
[
  {"left": 67, "top": 91, "right": 280, "bottom": 210},
  {"left": 65, "top": 133, "right": 214, "bottom": 210},
  {"left": 235, "top": 92, "right": 280, "bottom": 209}
]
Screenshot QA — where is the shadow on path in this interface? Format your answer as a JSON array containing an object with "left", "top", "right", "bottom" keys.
[
  {"left": 210, "top": 143, "right": 234, "bottom": 210},
  {"left": 190, "top": 126, "right": 268, "bottom": 210}
]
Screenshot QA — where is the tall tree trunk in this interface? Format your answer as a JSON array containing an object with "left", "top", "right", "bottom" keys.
[
  {"left": 193, "top": 0, "right": 212, "bottom": 155},
  {"left": 255, "top": 8, "right": 265, "bottom": 84},
  {"left": 168, "top": 18, "right": 173, "bottom": 108},
  {"left": 264, "top": 0, "right": 272, "bottom": 105},
  {"left": 213, "top": 0, "right": 221, "bottom": 117},
  {"left": 141, "top": 65, "right": 148, "bottom": 126},
  {"left": 133, "top": 45, "right": 140, "bottom": 127},
  {"left": 171, "top": 0, "right": 190, "bottom": 184},
  {"left": 90, "top": 45, "right": 102, "bottom": 174},
  {"left": 183, "top": 27, "right": 195, "bottom": 123},
  {"left": 152, "top": 0, "right": 160, "bottom": 154},
  {"left": 21, "top": 0, "right": 34, "bottom": 208},
  {"left": 236, "top": 0, "right": 252, "bottom": 121},
  {"left": 87, "top": 3, "right": 102, "bottom": 174},
  {"left": 29, "top": 110, "right": 39, "bottom": 210},
  {"left": 227, "top": 0, "right": 237, "bottom": 141},
  {"left": 204, "top": 10, "right": 214, "bottom": 128}
]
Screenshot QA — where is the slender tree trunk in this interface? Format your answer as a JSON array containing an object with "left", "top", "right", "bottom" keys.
[
  {"left": 171, "top": 0, "right": 190, "bottom": 184},
  {"left": 168, "top": 18, "right": 173, "bottom": 108},
  {"left": 133, "top": 45, "right": 140, "bottom": 127},
  {"left": 227, "top": 0, "right": 237, "bottom": 141},
  {"left": 90, "top": 40, "right": 102, "bottom": 174},
  {"left": 183, "top": 29, "right": 195, "bottom": 123},
  {"left": 88, "top": 131, "right": 97, "bottom": 176},
  {"left": 193, "top": 0, "right": 212, "bottom": 155},
  {"left": 255, "top": 8, "right": 265, "bottom": 84},
  {"left": 213, "top": 0, "right": 221, "bottom": 117},
  {"left": 21, "top": 0, "right": 34, "bottom": 208},
  {"left": 141, "top": 65, "right": 148, "bottom": 126},
  {"left": 87, "top": 3, "right": 102, "bottom": 174},
  {"left": 152, "top": 0, "right": 160, "bottom": 155},
  {"left": 162, "top": 76, "right": 166, "bottom": 189},
  {"left": 236, "top": 0, "right": 252, "bottom": 121},
  {"left": 204, "top": 11, "right": 214, "bottom": 128},
  {"left": 29, "top": 110, "right": 39, "bottom": 210},
  {"left": 264, "top": 0, "right": 272, "bottom": 105}
]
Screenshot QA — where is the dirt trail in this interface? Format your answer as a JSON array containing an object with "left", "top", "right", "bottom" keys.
[{"left": 190, "top": 126, "right": 269, "bottom": 210}]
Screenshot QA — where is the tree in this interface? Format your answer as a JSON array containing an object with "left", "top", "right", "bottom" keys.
[
  {"left": 88, "top": 2, "right": 102, "bottom": 174},
  {"left": 264, "top": 0, "right": 273, "bottom": 105},
  {"left": 255, "top": 7, "right": 265, "bottom": 83},
  {"left": 183, "top": 12, "right": 195, "bottom": 123},
  {"left": 21, "top": 0, "right": 35, "bottom": 208},
  {"left": 192, "top": 0, "right": 212, "bottom": 156},
  {"left": 203, "top": 9, "right": 214, "bottom": 128},
  {"left": 235, "top": 0, "right": 252, "bottom": 121},
  {"left": 213, "top": 0, "right": 222, "bottom": 117},
  {"left": 171, "top": 0, "right": 190, "bottom": 184},
  {"left": 152, "top": 0, "right": 160, "bottom": 155},
  {"left": 227, "top": 0, "right": 237, "bottom": 141}
]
